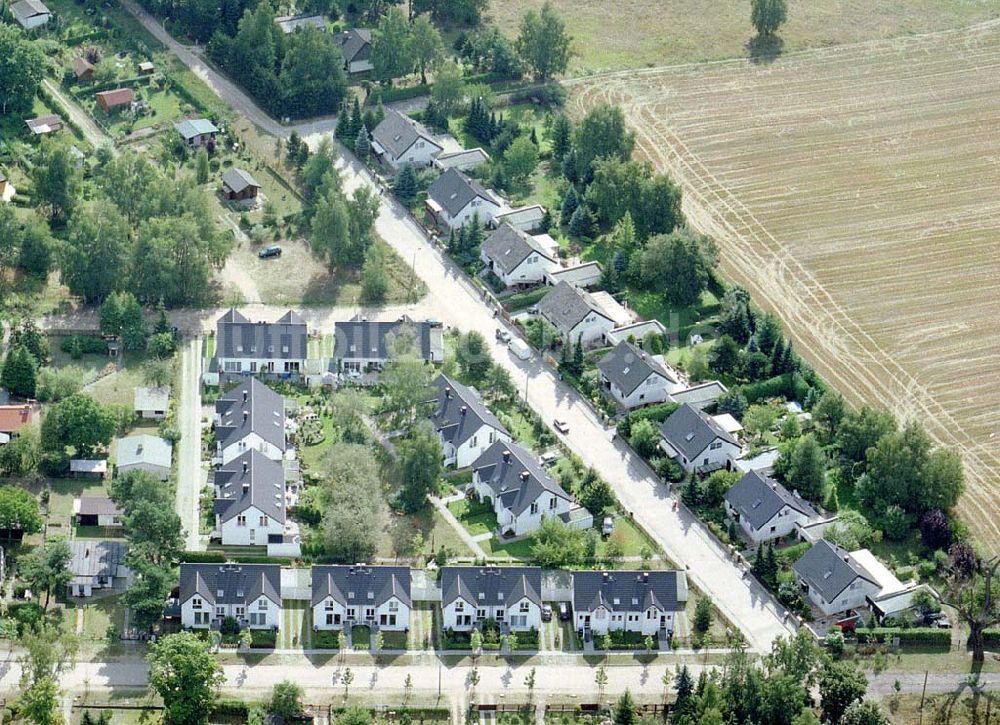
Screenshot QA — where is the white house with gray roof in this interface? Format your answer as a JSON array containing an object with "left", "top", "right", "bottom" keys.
[
  {"left": 658, "top": 403, "right": 742, "bottom": 474},
  {"left": 213, "top": 450, "right": 290, "bottom": 550},
  {"left": 724, "top": 471, "right": 819, "bottom": 544},
  {"left": 311, "top": 565, "right": 410, "bottom": 632},
  {"left": 371, "top": 108, "right": 442, "bottom": 170},
  {"left": 333, "top": 315, "right": 443, "bottom": 373},
  {"left": 209, "top": 308, "right": 309, "bottom": 383},
  {"left": 173, "top": 118, "right": 219, "bottom": 147},
  {"left": 10, "top": 0, "right": 50, "bottom": 29},
  {"left": 597, "top": 341, "right": 684, "bottom": 409},
  {"left": 179, "top": 563, "right": 282, "bottom": 629},
  {"left": 792, "top": 540, "right": 882, "bottom": 618},
  {"left": 429, "top": 375, "right": 511, "bottom": 468},
  {"left": 471, "top": 441, "right": 590, "bottom": 537},
  {"left": 441, "top": 567, "right": 542, "bottom": 632},
  {"left": 214, "top": 378, "right": 286, "bottom": 465},
  {"left": 573, "top": 570, "right": 687, "bottom": 637},
  {"left": 537, "top": 281, "right": 616, "bottom": 348},
  {"left": 116, "top": 434, "right": 172, "bottom": 481},
  {"left": 67, "top": 540, "right": 129, "bottom": 597},
  {"left": 433, "top": 148, "right": 489, "bottom": 173},
  {"left": 425, "top": 168, "right": 504, "bottom": 230},
  {"left": 134, "top": 385, "right": 169, "bottom": 419},
  {"left": 480, "top": 223, "right": 558, "bottom": 288},
  {"left": 333, "top": 28, "right": 372, "bottom": 73}
]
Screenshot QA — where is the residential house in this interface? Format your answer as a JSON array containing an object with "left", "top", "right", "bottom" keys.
[
  {"left": 792, "top": 540, "right": 881, "bottom": 618},
  {"left": 116, "top": 434, "right": 172, "bottom": 481},
  {"left": 0, "top": 404, "right": 34, "bottom": 444},
  {"left": 433, "top": 148, "right": 489, "bottom": 173},
  {"left": 95, "top": 88, "right": 134, "bottom": 113},
  {"left": 179, "top": 563, "right": 282, "bottom": 630},
  {"left": 536, "top": 281, "right": 616, "bottom": 348},
  {"left": 25, "top": 114, "right": 63, "bottom": 135},
  {"left": 545, "top": 262, "right": 603, "bottom": 290},
  {"left": 73, "top": 57, "right": 94, "bottom": 81},
  {"left": 10, "top": 0, "right": 50, "bottom": 29},
  {"left": 605, "top": 319, "right": 668, "bottom": 347},
  {"left": 490, "top": 205, "right": 546, "bottom": 234},
  {"left": 311, "top": 565, "right": 411, "bottom": 632},
  {"left": 657, "top": 403, "right": 742, "bottom": 474},
  {"left": 174, "top": 118, "right": 219, "bottom": 148},
  {"left": 275, "top": 13, "right": 325, "bottom": 34},
  {"left": 212, "top": 308, "right": 308, "bottom": 380},
  {"left": 134, "top": 386, "right": 170, "bottom": 419},
  {"left": 214, "top": 378, "right": 286, "bottom": 465},
  {"left": 470, "top": 441, "right": 590, "bottom": 537},
  {"left": 429, "top": 374, "right": 511, "bottom": 468},
  {"left": 221, "top": 168, "right": 260, "bottom": 205},
  {"left": 480, "top": 223, "right": 558, "bottom": 288},
  {"left": 573, "top": 570, "right": 687, "bottom": 637},
  {"left": 669, "top": 381, "right": 728, "bottom": 411},
  {"left": 73, "top": 497, "right": 122, "bottom": 529},
  {"left": 0, "top": 170, "right": 14, "bottom": 203},
  {"left": 213, "top": 450, "right": 289, "bottom": 549},
  {"left": 370, "top": 108, "right": 442, "bottom": 170},
  {"left": 333, "top": 316, "right": 443, "bottom": 373},
  {"left": 332, "top": 28, "right": 372, "bottom": 73},
  {"left": 597, "top": 341, "right": 684, "bottom": 409},
  {"left": 67, "top": 540, "right": 129, "bottom": 597},
  {"left": 440, "top": 567, "right": 542, "bottom": 632},
  {"left": 425, "top": 168, "right": 504, "bottom": 230},
  {"left": 724, "top": 471, "right": 819, "bottom": 545}
]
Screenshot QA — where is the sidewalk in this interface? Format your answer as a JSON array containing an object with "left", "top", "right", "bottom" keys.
[{"left": 429, "top": 494, "right": 488, "bottom": 559}]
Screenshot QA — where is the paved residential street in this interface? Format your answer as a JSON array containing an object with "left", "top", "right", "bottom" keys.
[{"left": 177, "top": 338, "right": 206, "bottom": 551}]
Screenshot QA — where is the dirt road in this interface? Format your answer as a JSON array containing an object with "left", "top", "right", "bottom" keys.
[{"left": 42, "top": 79, "right": 113, "bottom": 151}]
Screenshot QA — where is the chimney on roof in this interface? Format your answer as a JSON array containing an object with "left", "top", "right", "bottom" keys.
[
  {"left": 243, "top": 461, "right": 249, "bottom": 474},
  {"left": 242, "top": 482, "right": 250, "bottom": 494},
  {"left": 445, "top": 387, "right": 452, "bottom": 399},
  {"left": 85, "top": 546, "right": 90, "bottom": 558},
  {"left": 770, "top": 481, "right": 776, "bottom": 490},
  {"left": 460, "top": 405, "right": 467, "bottom": 415},
  {"left": 503, "top": 450, "right": 511, "bottom": 463},
  {"left": 602, "top": 571, "right": 609, "bottom": 582},
  {"left": 643, "top": 572, "right": 649, "bottom": 582},
  {"left": 520, "top": 471, "right": 530, "bottom": 481},
  {"left": 243, "top": 390, "right": 248, "bottom": 403},
  {"left": 792, "top": 490, "right": 800, "bottom": 498},
  {"left": 243, "top": 411, "right": 249, "bottom": 423}
]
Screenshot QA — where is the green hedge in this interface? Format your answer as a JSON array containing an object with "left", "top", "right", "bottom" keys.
[
  {"left": 367, "top": 83, "right": 431, "bottom": 105},
  {"left": 735, "top": 373, "right": 812, "bottom": 404},
  {"left": 854, "top": 628, "right": 950, "bottom": 647},
  {"left": 178, "top": 551, "right": 226, "bottom": 563},
  {"left": 983, "top": 629, "right": 1000, "bottom": 646},
  {"left": 617, "top": 402, "right": 679, "bottom": 439},
  {"left": 503, "top": 286, "right": 550, "bottom": 312},
  {"left": 72, "top": 75, "right": 153, "bottom": 96}
]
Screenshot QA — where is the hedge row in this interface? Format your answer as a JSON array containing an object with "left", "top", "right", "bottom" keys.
[
  {"left": 734, "top": 372, "right": 812, "bottom": 405},
  {"left": 617, "top": 401, "right": 679, "bottom": 439},
  {"left": 72, "top": 75, "right": 153, "bottom": 97},
  {"left": 984, "top": 629, "right": 1000, "bottom": 646},
  {"left": 367, "top": 83, "right": 431, "bottom": 106},
  {"left": 854, "top": 627, "right": 950, "bottom": 646}
]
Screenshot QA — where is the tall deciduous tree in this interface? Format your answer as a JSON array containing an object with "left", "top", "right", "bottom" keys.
[
  {"left": 944, "top": 555, "right": 1000, "bottom": 664},
  {"left": 571, "top": 104, "right": 634, "bottom": 183},
  {"left": 279, "top": 27, "right": 349, "bottom": 118},
  {"left": 751, "top": 0, "right": 788, "bottom": 37},
  {"left": 0, "top": 25, "right": 45, "bottom": 116},
  {"left": 819, "top": 661, "right": 867, "bottom": 724},
  {"left": 396, "top": 421, "right": 442, "bottom": 512},
  {"left": 515, "top": 1, "right": 572, "bottom": 81},
  {"left": 638, "top": 230, "right": 717, "bottom": 306},
  {"left": 320, "top": 444, "right": 383, "bottom": 562},
  {"left": 40, "top": 394, "right": 115, "bottom": 458},
  {"left": 0, "top": 485, "right": 42, "bottom": 536},
  {"left": 2, "top": 345, "right": 38, "bottom": 398},
  {"left": 61, "top": 201, "right": 130, "bottom": 303},
  {"left": 19, "top": 538, "right": 72, "bottom": 610},
  {"left": 19, "top": 623, "right": 78, "bottom": 725},
  {"left": 32, "top": 145, "right": 80, "bottom": 225},
  {"left": 372, "top": 8, "right": 414, "bottom": 82},
  {"left": 148, "top": 632, "right": 224, "bottom": 725},
  {"left": 408, "top": 14, "right": 443, "bottom": 84}
]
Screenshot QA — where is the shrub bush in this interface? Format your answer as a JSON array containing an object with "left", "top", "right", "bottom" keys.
[{"left": 854, "top": 627, "right": 950, "bottom": 647}]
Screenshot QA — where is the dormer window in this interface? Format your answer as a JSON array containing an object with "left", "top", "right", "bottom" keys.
[
  {"left": 236, "top": 589, "right": 244, "bottom": 598},
  {"left": 348, "top": 591, "right": 355, "bottom": 599},
  {"left": 478, "top": 592, "right": 485, "bottom": 600},
  {"left": 612, "top": 598, "right": 620, "bottom": 605},
  {"left": 497, "top": 592, "right": 504, "bottom": 601},
  {"left": 367, "top": 592, "right": 374, "bottom": 600},
  {"left": 217, "top": 590, "right": 225, "bottom": 598}
]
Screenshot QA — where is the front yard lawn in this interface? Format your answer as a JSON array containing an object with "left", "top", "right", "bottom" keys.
[
  {"left": 312, "top": 629, "right": 341, "bottom": 650},
  {"left": 593, "top": 628, "right": 659, "bottom": 651},
  {"left": 447, "top": 497, "right": 497, "bottom": 537}
]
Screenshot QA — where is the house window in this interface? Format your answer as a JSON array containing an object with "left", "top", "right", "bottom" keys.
[
  {"left": 194, "top": 612, "right": 208, "bottom": 625},
  {"left": 455, "top": 601, "right": 464, "bottom": 612},
  {"left": 216, "top": 607, "right": 225, "bottom": 618},
  {"left": 237, "top": 515, "right": 247, "bottom": 526},
  {"left": 259, "top": 516, "right": 268, "bottom": 527},
  {"left": 530, "top": 502, "right": 539, "bottom": 515},
  {"left": 519, "top": 601, "right": 529, "bottom": 612},
  {"left": 710, "top": 441, "right": 722, "bottom": 450},
  {"left": 192, "top": 598, "right": 202, "bottom": 609},
  {"left": 258, "top": 599, "right": 268, "bottom": 610},
  {"left": 388, "top": 600, "right": 398, "bottom": 612},
  {"left": 235, "top": 606, "right": 245, "bottom": 618},
  {"left": 470, "top": 435, "right": 477, "bottom": 448},
  {"left": 325, "top": 600, "right": 335, "bottom": 610},
  {"left": 224, "top": 361, "right": 241, "bottom": 372},
  {"left": 549, "top": 497, "right": 557, "bottom": 509}
]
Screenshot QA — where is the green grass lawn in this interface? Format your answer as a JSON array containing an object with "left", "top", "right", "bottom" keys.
[
  {"left": 81, "top": 596, "right": 125, "bottom": 642},
  {"left": 47, "top": 479, "right": 112, "bottom": 535},
  {"left": 595, "top": 516, "right": 659, "bottom": 560},
  {"left": 481, "top": 536, "right": 536, "bottom": 559},
  {"left": 447, "top": 497, "right": 498, "bottom": 537}
]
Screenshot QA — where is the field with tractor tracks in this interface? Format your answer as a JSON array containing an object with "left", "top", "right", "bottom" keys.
[{"left": 568, "top": 21, "right": 1000, "bottom": 550}]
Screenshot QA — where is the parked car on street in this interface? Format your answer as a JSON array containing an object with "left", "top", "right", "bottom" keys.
[
  {"left": 495, "top": 328, "right": 511, "bottom": 343},
  {"left": 258, "top": 244, "right": 282, "bottom": 258},
  {"left": 553, "top": 419, "right": 569, "bottom": 434}
]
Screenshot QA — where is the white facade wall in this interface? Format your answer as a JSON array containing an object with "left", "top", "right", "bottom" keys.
[
  {"left": 497, "top": 255, "right": 559, "bottom": 288},
  {"left": 674, "top": 438, "right": 742, "bottom": 474},
  {"left": 440, "top": 197, "right": 504, "bottom": 230},
  {"left": 217, "top": 357, "right": 305, "bottom": 376},
  {"left": 442, "top": 597, "right": 540, "bottom": 632},
  {"left": 727, "top": 503, "right": 813, "bottom": 545},
  {"left": 442, "top": 425, "right": 511, "bottom": 469},
  {"left": 575, "top": 607, "right": 675, "bottom": 636},
  {"left": 312, "top": 595, "right": 409, "bottom": 631},
  {"left": 608, "top": 373, "right": 683, "bottom": 410},
  {"left": 182, "top": 594, "right": 280, "bottom": 629},
  {"left": 218, "top": 432, "right": 283, "bottom": 465},
  {"left": 473, "top": 476, "right": 575, "bottom": 537},
  {"left": 18, "top": 12, "right": 50, "bottom": 29},
  {"left": 218, "top": 505, "right": 285, "bottom": 547},
  {"left": 565, "top": 315, "right": 616, "bottom": 348},
  {"left": 804, "top": 578, "right": 879, "bottom": 618},
  {"left": 386, "top": 139, "right": 441, "bottom": 170}
]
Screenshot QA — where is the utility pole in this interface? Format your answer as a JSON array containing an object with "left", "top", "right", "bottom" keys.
[{"left": 918, "top": 670, "right": 928, "bottom": 724}]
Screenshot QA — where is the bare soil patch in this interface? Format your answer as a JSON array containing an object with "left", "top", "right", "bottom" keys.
[{"left": 569, "top": 23, "right": 1000, "bottom": 550}]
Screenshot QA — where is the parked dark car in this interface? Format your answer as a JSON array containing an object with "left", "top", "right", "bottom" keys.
[
  {"left": 258, "top": 244, "right": 282, "bottom": 258},
  {"left": 558, "top": 602, "right": 571, "bottom": 621}
]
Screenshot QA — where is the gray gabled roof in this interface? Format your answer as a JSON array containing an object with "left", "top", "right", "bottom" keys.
[
  {"left": 334, "top": 316, "right": 437, "bottom": 362},
  {"left": 371, "top": 108, "right": 440, "bottom": 162},
  {"left": 537, "top": 281, "right": 609, "bottom": 334},
  {"left": 215, "top": 378, "right": 286, "bottom": 453},
  {"left": 573, "top": 570, "right": 684, "bottom": 613},
  {"left": 75, "top": 497, "right": 121, "bottom": 517},
  {"left": 213, "top": 449, "right": 285, "bottom": 524},
  {"left": 472, "top": 441, "right": 571, "bottom": 517},
  {"left": 116, "top": 434, "right": 172, "bottom": 470},
  {"left": 429, "top": 374, "right": 508, "bottom": 449},
  {"left": 597, "top": 341, "right": 680, "bottom": 397},
  {"left": 179, "top": 563, "right": 282, "bottom": 607},
  {"left": 792, "top": 540, "right": 879, "bottom": 603},
  {"left": 724, "top": 470, "right": 818, "bottom": 530},
  {"left": 216, "top": 308, "right": 307, "bottom": 361},
  {"left": 12, "top": 0, "right": 49, "bottom": 22},
  {"left": 221, "top": 168, "right": 259, "bottom": 194},
  {"left": 441, "top": 566, "right": 541, "bottom": 608},
  {"left": 134, "top": 385, "right": 170, "bottom": 412},
  {"left": 68, "top": 540, "right": 126, "bottom": 582},
  {"left": 311, "top": 565, "right": 411, "bottom": 608},
  {"left": 275, "top": 13, "right": 326, "bottom": 34},
  {"left": 481, "top": 223, "right": 554, "bottom": 275},
  {"left": 658, "top": 403, "right": 738, "bottom": 461},
  {"left": 426, "top": 168, "right": 494, "bottom": 218},
  {"left": 669, "top": 381, "right": 728, "bottom": 410},
  {"left": 333, "top": 27, "right": 371, "bottom": 62},
  {"left": 173, "top": 118, "right": 218, "bottom": 139}
]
